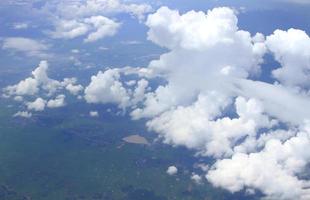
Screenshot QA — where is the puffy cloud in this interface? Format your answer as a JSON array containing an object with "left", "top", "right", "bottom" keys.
[
  {"left": 87, "top": 6, "right": 310, "bottom": 199},
  {"left": 66, "top": 83, "right": 83, "bottom": 95},
  {"left": 84, "top": 69, "right": 130, "bottom": 109},
  {"left": 131, "top": 79, "right": 149, "bottom": 105},
  {"left": 147, "top": 95, "right": 275, "bottom": 158},
  {"left": 130, "top": 6, "right": 266, "bottom": 119},
  {"left": 1, "top": 37, "right": 49, "bottom": 57},
  {"left": 4, "top": 61, "right": 83, "bottom": 98},
  {"left": 207, "top": 122, "right": 310, "bottom": 200},
  {"left": 136, "top": 7, "right": 310, "bottom": 198},
  {"left": 13, "top": 111, "right": 32, "bottom": 118},
  {"left": 13, "top": 96, "right": 23, "bottom": 102},
  {"left": 47, "top": 94, "right": 66, "bottom": 108},
  {"left": 5, "top": 77, "right": 39, "bottom": 96},
  {"left": 49, "top": 16, "right": 120, "bottom": 42},
  {"left": 166, "top": 166, "right": 178, "bottom": 175},
  {"left": 84, "top": 68, "right": 152, "bottom": 110},
  {"left": 45, "top": 0, "right": 151, "bottom": 41},
  {"left": 266, "top": 28, "right": 310, "bottom": 88},
  {"left": 26, "top": 98, "right": 46, "bottom": 111},
  {"left": 191, "top": 174, "right": 203, "bottom": 184},
  {"left": 49, "top": 19, "right": 89, "bottom": 39},
  {"left": 3, "top": 61, "right": 83, "bottom": 113},
  {"left": 83, "top": 16, "right": 120, "bottom": 42}
]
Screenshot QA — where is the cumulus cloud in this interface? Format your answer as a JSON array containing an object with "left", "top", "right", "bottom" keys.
[
  {"left": 3, "top": 61, "right": 83, "bottom": 113},
  {"left": 27, "top": 98, "right": 46, "bottom": 111},
  {"left": 49, "top": 16, "right": 120, "bottom": 42},
  {"left": 13, "top": 111, "right": 32, "bottom": 118},
  {"left": 84, "top": 69, "right": 130, "bottom": 109},
  {"left": 1, "top": 37, "right": 49, "bottom": 57},
  {"left": 191, "top": 173, "right": 202, "bottom": 184},
  {"left": 47, "top": 94, "right": 66, "bottom": 108},
  {"left": 4, "top": 61, "right": 83, "bottom": 98},
  {"left": 66, "top": 82, "right": 83, "bottom": 95},
  {"left": 48, "top": 19, "right": 89, "bottom": 39},
  {"left": 45, "top": 0, "right": 151, "bottom": 41},
  {"left": 207, "top": 122, "right": 310, "bottom": 200},
  {"left": 83, "top": 68, "right": 151, "bottom": 110},
  {"left": 147, "top": 96, "right": 276, "bottom": 158},
  {"left": 80, "top": 6, "right": 310, "bottom": 199},
  {"left": 83, "top": 16, "right": 120, "bottom": 42},
  {"left": 166, "top": 166, "right": 178, "bottom": 175},
  {"left": 266, "top": 28, "right": 310, "bottom": 88}
]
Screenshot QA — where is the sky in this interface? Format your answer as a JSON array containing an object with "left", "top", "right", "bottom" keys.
[{"left": 1, "top": 0, "right": 310, "bottom": 199}]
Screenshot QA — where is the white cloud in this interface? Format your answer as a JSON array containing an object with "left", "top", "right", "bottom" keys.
[
  {"left": 2, "top": 37, "right": 49, "bottom": 57},
  {"left": 232, "top": 79, "right": 310, "bottom": 125},
  {"left": 207, "top": 122, "right": 310, "bottom": 200},
  {"left": 49, "top": 16, "right": 120, "bottom": 42},
  {"left": 45, "top": 0, "right": 151, "bottom": 42},
  {"left": 27, "top": 98, "right": 46, "bottom": 111},
  {"left": 191, "top": 173, "right": 202, "bottom": 184},
  {"left": 83, "top": 68, "right": 151, "bottom": 110},
  {"left": 147, "top": 95, "right": 275, "bottom": 158},
  {"left": 89, "top": 111, "right": 99, "bottom": 117},
  {"left": 83, "top": 15, "right": 120, "bottom": 42},
  {"left": 5, "top": 77, "right": 39, "bottom": 96},
  {"left": 84, "top": 69, "right": 130, "bottom": 109},
  {"left": 131, "top": 79, "right": 149, "bottom": 105},
  {"left": 135, "top": 7, "right": 310, "bottom": 199},
  {"left": 13, "top": 96, "right": 23, "bottom": 102},
  {"left": 4, "top": 61, "right": 82, "bottom": 98},
  {"left": 12, "top": 22, "right": 29, "bottom": 30},
  {"left": 3, "top": 61, "right": 84, "bottom": 112},
  {"left": 130, "top": 6, "right": 266, "bottom": 120},
  {"left": 47, "top": 94, "right": 66, "bottom": 108},
  {"left": 266, "top": 28, "right": 310, "bottom": 88},
  {"left": 49, "top": 19, "right": 89, "bottom": 39},
  {"left": 79, "top": 6, "right": 310, "bottom": 199},
  {"left": 66, "top": 83, "right": 84, "bottom": 95},
  {"left": 166, "top": 166, "right": 178, "bottom": 175},
  {"left": 13, "top": 111, "right": 32, "bottom": 118}
]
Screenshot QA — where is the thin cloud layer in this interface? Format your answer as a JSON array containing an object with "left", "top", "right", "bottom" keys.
[{"left": 1, "top": 37, "right": 49, "bottom": 58}]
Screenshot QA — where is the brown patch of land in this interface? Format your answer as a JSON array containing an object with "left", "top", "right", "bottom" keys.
[{"left": 122, "top": 135, "right": 150, "bottom": 145}]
